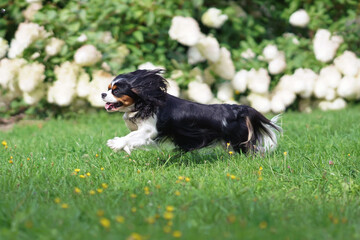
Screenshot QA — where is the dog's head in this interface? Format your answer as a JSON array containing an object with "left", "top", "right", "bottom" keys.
[{"left": 101, "top": 69, "right": 167, "bottom": 117}]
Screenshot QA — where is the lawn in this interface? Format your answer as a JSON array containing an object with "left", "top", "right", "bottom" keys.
[{"left": 1, "top": 105, "right": 360, "bottom": 240}]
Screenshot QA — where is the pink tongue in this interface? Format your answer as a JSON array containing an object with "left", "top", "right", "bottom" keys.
[{"left": 105, "top": 103, "right": 113, "bottom": 110}]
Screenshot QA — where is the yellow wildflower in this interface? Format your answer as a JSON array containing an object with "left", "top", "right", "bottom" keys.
[
  {"left": 163, "top": 226, "right": 172, "bottom": 233},
  {"left": 145, "top": 216, "right": 156, "bottom": 224},
  {"left": 137, "top": 169, "right": 141, "bottom": 174},
  {"left": 9, "top": 160, "right": 13, "bottom": 164},
  {"left": 258, "top": 176, "right": 263, "bottom": 181},
  {"left": 226, "top": 173, "right": 230, "bottom": 177},
  {"left": 86, "top": 172, "right": 91, "bottom": 176},
  {"left": 230, "top": 175, "right": 236, "bottom": 180},
  {"left": 178, "top": 176, "right": 184, "bottom": 181},
  {"left": 97, "top": 210, "right": 104, "bottom": 217},
  {"left": 229, "top": 151, "right": 233, "bottom": 155},
  {"left": 185, "top": 177, "right": 190, "bottom": 182},
  {"left": 79, "top": 175, "right": 86, "bottom": 178},
  {"left": 144, "top": 186, "right": 149, "bottom": 192},
  {"left": 89, "top": 190, "right": 96, "bottom": 195},
  {"left": 74, "top": 187, "right": 81, "bottom": 194},
  {"left": 100, "top": 217, "right": 110, "bottom": 229},
  {"left": 116, "top": 216, "right": 125, "bottom": 223},
  {"left": 10, "top": 156, "right": 13, "bottom": 159},
  {"left": 27, "top": 157, "right": 30, "bottom": 161},
  {"left": 127, "top": 233, "right": 143, "bottom": 240},
  {"left": 1, "top": 140, "right": 7, "bottom": 146},
  {"left": 61, "top": 203, "right": 69, "bottom": 209},
  {"left": 173, "top": 231, "right": 182, "bottom": 238},
  {"left": 175, "top": 190, "right": 181, "bottom": 196},
  {"left": 101, "top": 167, "right": 104, "bottom": 171},
  {"left": 54, "top": 197, "right": 61, "bottom": 204},
  {"left": 163, "top": 211, "right": 174, "bottom": 220},
  {"left": 74, "top": 169, "right": 80, "bottom": 172},
  {"left": 259, "top": 221, "right": 267, "bottom": 229},
  {"left": 131, "top": 207, "right": 137, "bottom": 213},
  {"left": 226, "top": 142, "right": 230, "bottom": 147},
  {"left": 95, "top": 154, "right": 99, "bottom": 157},
  {"left": 97, "top": 188, "right": 103, "bottom": 193},
  {"left": 166, "top": 206, "right": 175, "bottom": 212},
  {"left": 259, "top": 166, "right": 263, "bottom": 171},
  {"left": 130, "top": 193, "right": 137, "bottom": 199},
  {"left": 102, "top": 183, "right": 108, "bottom": 189},
  {"left": 283, "top": 152, "right": 287, "bottom": 156}
]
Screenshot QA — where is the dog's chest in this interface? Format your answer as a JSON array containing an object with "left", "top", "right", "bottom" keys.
[{"left": 123, "top": 112, "right": 138, "bottom": 131}]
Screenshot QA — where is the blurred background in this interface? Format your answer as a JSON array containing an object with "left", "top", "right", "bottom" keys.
[{"left": 0, "top": 0, "right": 359, "bottom": 119}]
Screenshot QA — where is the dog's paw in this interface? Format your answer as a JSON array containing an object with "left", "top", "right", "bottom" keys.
[{"left": 107, "top": 137, "right": 126, "bottom": 151}]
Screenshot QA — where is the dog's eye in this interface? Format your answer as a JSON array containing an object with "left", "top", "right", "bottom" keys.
[{"left": 113, "top": 88, "right": 120, "bottom": 95}]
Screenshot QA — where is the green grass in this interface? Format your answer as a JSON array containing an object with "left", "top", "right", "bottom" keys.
[{"left": 1, "top": 106, "right": 360, "bottom": 240}]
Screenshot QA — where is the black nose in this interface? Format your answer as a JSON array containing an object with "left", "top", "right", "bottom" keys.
[{"left": 101, "top": 93, "right": 107, "bottom": 98}]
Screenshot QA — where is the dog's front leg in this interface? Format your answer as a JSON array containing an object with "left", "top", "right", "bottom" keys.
[{"left": 107, "top": 117, "right": 158, "bottom": 154}]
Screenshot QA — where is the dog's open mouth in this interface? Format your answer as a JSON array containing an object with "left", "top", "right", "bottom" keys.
[{"left": 105, "top": 102, "right": 123, "bottom": 111}]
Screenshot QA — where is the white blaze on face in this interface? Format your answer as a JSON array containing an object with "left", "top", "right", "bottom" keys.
[{"left": 103, "top": 89, "right": 118, "bottom": 103}]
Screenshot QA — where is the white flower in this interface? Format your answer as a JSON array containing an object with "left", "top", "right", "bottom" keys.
[
  {"left": 169, "top": 16, "right": 202, "bottom": 46},
  {"left": 334, "top": 51, "right": 360, "bottom": 77},
  {"left": 262, "top": 44, "right": 279, "bottom": 61},
  {"left": 23, "top": 85, "right": 45, "bottom": 105},
  {"left": 216, "top": 83, "right": 233, "bottom": 102},
  {"left": 0, "top": 38, "right": 9, "bottom": 59},
  {"left": 268, "top": 52, "right": 286, "bottom": 75},
  {"left": 8, "top": 22, "right": 49, "bottom": 59},
  {"left": 201, "top": 8, "right": 228, "bottom": 29},
  {"left": 54, "top": 61, "right": 81, "bottom": 85},
  {"left": 138, "top": 62, "right": 164, "bottom": 70},
  {"left": 203, "top": 67, "right": 216, "bottom": 85},
  {"left": 232, "top": 70, "right": 248, "bottom": 93},
  {"left": 0, "top": 58, "right": 26, "bottom": 90},
  {"left": 187, "top": 81, "right": 213, "bottom": 104},
  {"left": 18, "top": 62, "right": 45, "bottom": 93},
  {"left": 74, "top": 44, "right": 102, "bottom": 67},
  {"left": 270, "top": 94, "right": 286, "bottom": 113},
  {"left": 22, "top": 2, "right": 42, "bottom": 21},
  {"left": 166, "top": 79, "right": 180, "bottom": 97},
  {"left": 45, "top": 38, "right": 65, "bottom": 56},
  {"left": 293, "top": 68, "right": 318, "bottom": 98},
  {"left": 319, "top": 65, "right": 341, "bottom": 89},
  {"left": 76, "top": 70, "right": 91, "bottom": 98},
  {"left": 313, "top": 29, "right": 343, "bottom": 63},
  {"left": 337, "top": 76, "right": 357, "bottom": 99},
  {"left": 289, "top": 9, "right": 310, "bottom": 27},
  {"left": 241, "top": 49, "right": 255, "bottom": 59},
  {"left": 247, "top": 93, "right": 271, "bottom": 113},
  {"left": 77, "top": 34, "right": 87, "bottom": 42},
  {"left": 318, "top": 98, "right": 346, "bottom": 111},
  {"left": 247, "top": 68, "right": 270, "bottom": 94},
  {"left": 87, "top": 70, "right": 114, "bottom": 107},
  {"left": 187, "top": 46, "right": 206, "bottom": 65},
  {"left": 211, "top": 47, "right": 235, "bottom": 80},
  {"left": 196, "top": 36, "right": 220, "bottom": 62},
  {"left": 271, "top": 89, "right": 296, "bottom": 110}
]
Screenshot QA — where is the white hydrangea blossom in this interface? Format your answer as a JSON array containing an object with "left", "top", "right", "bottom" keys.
[
  {"left": 45, "top": 38, "right": 65, "bottom": 56},
  {"left": 166, "top": 79, "right": 180, "bottom": 97},
  {"left": 268, "top": 52, "right": 287, "bottom": 75},
  {"left": 334, "top": 51, "right": 360, "bottom": 77},
  {"left": 77, "top": 34, "right": 88, "bottom": 42},
  {"left": 76, "top": 70, "right": 91, "bottom": 98},
  {"left": 216, "top": 82, "right": 234, "bottom": 102},
  {"left": 8, "top": 22, "right": 49, "bottom": 59},
  {"left": 247, "top": 68, "right": 270, "bottom": 94},
  {"left": 23, "top": 85, "right": 45, "bottom": 105},
  {"left": 313, "top": 29, "right": 343, "bottom": 63},
  {"left": 262, "top": 44, "right": 279, "bottom": 61},
  {"left": 87, "top": 70, "right": 114, "bottom": 107},
  {"left": 319, "top": 65, "right": 342, "bottom": 89},
  {"left": 196, "top": 36, "right": 220, "bottom": 62},
  {"left": 18, "top": 62, "right": 45, "bottom": 93},
  {"left": 22, "top": 2, "right": 42, "bottom": 21},
  {"left": 293, "top": 68, "right": 318, "bottom": 98},
  {"left": 74, "top": 44, "right": 102, "bottom": 67},
  {"left": 289, "top": 9, "right": 310, "bottom": 27},
  {"left": 0, "top": 58, "right": 27, "bottom": 90},
  {"left": 187, "top": 81, "right": 213, "bottom": 104},
  {"left": 318, "top": 98, "right": 346, "bottom": 111},
  {"left": 247, "top": 93, "right": 271, "bottom": 113},
  {"left": 0, "top": 38, "right": 9, "bottom": 59},
  {"left": 137, "top": 62, "right": 164, "bottom": 70},
  {"left": 201, "top": 8, "right": 228, "bottom": 29},
  {"left": 211, "top": 47, "right": 235, "bottom": 80},
  {"left": 169, "top": 16, "right": 202, "bottom": 46},
  {"left": 337, "top": 76, "right": 357, "bottom": 100},
  {"left": 232, "top": 70, "right": 248, "bottom": 93},
  {"left": 241, "top": 49, "right": 256, "bottom": 59},
  {"left": 187, "top": 46, "right": 206, "bottom": 65},
  {"left": 271, "top": 89, "right": 296, "bottom": 113}
]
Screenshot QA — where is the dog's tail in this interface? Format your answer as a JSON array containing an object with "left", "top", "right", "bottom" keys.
[{"left": 244, "top": 108, "right": 282, "bottom": 153}]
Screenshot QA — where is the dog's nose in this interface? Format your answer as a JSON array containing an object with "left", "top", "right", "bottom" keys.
[{"left": 101, "top": 93, "right": 107, "bottom": 98}]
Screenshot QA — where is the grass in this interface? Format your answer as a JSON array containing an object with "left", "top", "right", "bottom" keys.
[{"left": 1, "top": 105, "right": 360, "bottom": 240}]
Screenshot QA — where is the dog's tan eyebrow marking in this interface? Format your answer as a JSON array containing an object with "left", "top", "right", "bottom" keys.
[
  {"left": 108, "top": 84, "right": 112, "bottom": 90},
  {"left": 112, "top": 85, "right": 117, "bottom": 90}
]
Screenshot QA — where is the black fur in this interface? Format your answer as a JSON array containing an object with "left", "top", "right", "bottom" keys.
[{"left": 112, "top": 69, "right": 281, "bottom": 154}]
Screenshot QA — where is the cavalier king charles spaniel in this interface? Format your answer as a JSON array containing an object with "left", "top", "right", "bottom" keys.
[{"left": 102, "top": 69, "right": 281, "bottom": 155}]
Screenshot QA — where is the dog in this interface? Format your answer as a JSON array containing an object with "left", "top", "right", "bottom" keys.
[{"left": 101, "top": 69, "right": 281, "bottom": 155}]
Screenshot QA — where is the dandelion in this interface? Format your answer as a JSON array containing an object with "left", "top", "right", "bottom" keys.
[
  {"left": 89, "top": 190, "right": 96, "bottom": 195},
  {"left": 166, "top": 206, "right": 175, "bottom": 212},
  {"left": 102, "top": 183, "right": 108, "bottom": 189},
  {"left": 27, "top": 157, "right": 30, "bottom": 161},
  {"left": 145, "top": 216, "right": 156, "bottom": 224},
  {"left": 116, "top": 216, "right": 125, "bottom": 223},
  {"left": 2, "top": 140, "right": 7, "bottom": 146},
  {"left": 258, "top": 176, "right": 263, "bottom": 181},
  {"left": 283, "top": 152, "right": 287, "bottom": 156},
  {"left": 229, "top": 151, "right": 234, "bottom": 155},
  {"left": 9, "top": 160, "right": 13, "bottom": 164},
  {"left": 259, "top": 166, "right": 263, "bottom": 171},
  {"left": 226, "top": 142, "right": 230, "bottom": 147},
  {"left": 95, "top": 154, "right": 99, "bottom": 157},
  {"left": 131, "top": 207, "right": 137, "bottom": 213},
  {"left": 74, "top": 187, "right": 81, "bottom": 194},
  {"left": 86, "top": 172, "right": 91, "bottom": 176},
  {"left": 99, "top": 217, "right": 110, "bottom": 229},
  {"left": 144, "top": 186, "right": 149, "bottom": 192},
  {"left": 127, "top": 233, "right": 143, "bottom": 240},
  {"left": 226, "top": 173, "right": 230, "bottom": 177},
  {"left": 230, "top": 175, "right": 236, "bottom": 180},
  {"left": 163, "top": 211, "right": 174, "bottom": 220},
  {"left": 130, "top": 193, "right": 137, "bottom": 199},
  {"left": 163, "top": 226, "right": 172, "bottom": 233},
  {"left": 137, "top": 169, "right": 141, "bottom": 174},
  {"left": 185, "top": 177, "right": 190, "bottom": 182},
  {"left": 10, "top": 156, "right": 13, "bottom": 159},
  {"left": 54, "top": 197, "right": 61, "bottom": 204},
  {"left": 178, "top": 176, "right": 184, "bottom": 181},
  {"left": 97, "top": 188, "right": 103, "bottom": 193},
  {"left": 348, "top": 154, "right": 350, "bottom": 157},
  {"left": 97, "top": 210, "right": 105, "bottom": 217},
  {"left": 79, "top": 175, "right": 86, "bottom": 178},
  {"left": 61, "top": 203, "right": 69, "bottom": 209},
  {"left": 74, "top": 168, "right": 80, "bottom": 172},
  {"left": 101, "top": 167, "right": 104, "bottom": 171},
  {"left": 175, "top": 190, "right": 181, "bottom": 196},
  {"left": 173, "top": 231, "right": 182, "bottom": 238},
  {"left": 259, "top": 221, "right": 268, "bottom": 229}
]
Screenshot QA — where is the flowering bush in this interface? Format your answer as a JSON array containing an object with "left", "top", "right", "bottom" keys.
[{"left": 0, "top": 0, "right": 359, "bottom": 117}]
